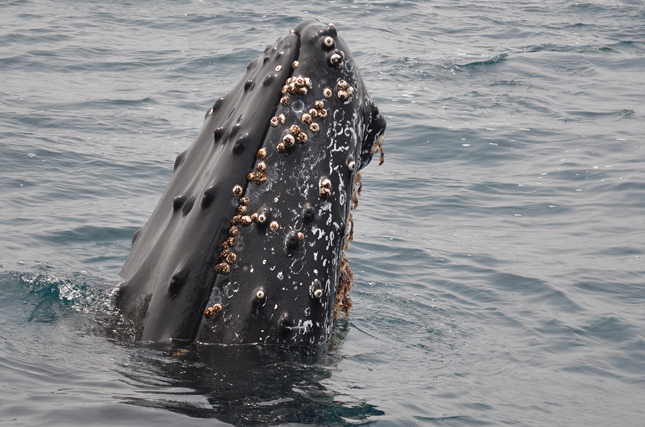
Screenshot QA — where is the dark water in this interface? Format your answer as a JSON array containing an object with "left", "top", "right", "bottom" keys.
[{"left": 2, "top": 0, "right": 645, "bottom": 425}]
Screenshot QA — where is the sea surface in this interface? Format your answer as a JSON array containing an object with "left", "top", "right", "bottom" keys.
[{"left": 1, "top": 0, "right": 644, "bottom": 425}]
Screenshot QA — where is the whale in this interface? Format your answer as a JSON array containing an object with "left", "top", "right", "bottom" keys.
[{"left": 115, "top": 19, "right": 386, "bottom": 346}]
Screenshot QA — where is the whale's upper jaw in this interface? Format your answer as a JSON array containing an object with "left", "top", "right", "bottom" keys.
[{"left": 115, "top": 20, "right": 386, "bottom": 346}]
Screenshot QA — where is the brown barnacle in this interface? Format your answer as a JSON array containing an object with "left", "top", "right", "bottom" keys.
[
  {"left": 304, "top": 77, "right": 312, "bottom": 88},
  {"left": 337, "top": 90, "right": 349, "bottom": 101},
  {"left": 269, "top": 221, "right": 279, "bottom": 231},
  {"left": 240, "top": 215, "right": 252, "bottom": 227},
  {"left": 288, "top": 82, "right": 297, "bottom": 93},
  {"left": 214, "top": 263, "right": 230, "bottom": 274},
  {"left": 330, "top": 53, "right": 343, "bottom": 68},
  {"left": 309, "top": 123, "right": 320, "bottom": 133},
  {"left": 277, "top": 142, "right": 286, "bottom": 153},
  {"left": 232, "top": 185, "right": 243, "bottom": 196},
  {"left": 299, "top": 87, "right": 308, "bottom": 95},
  {"left": 257, "top": 147, "right": 267, "bottom": 159},
  {"left": 296, "top": 132, "right": 308, "bottom": 144},
  {"left": 283, "top": 133, "right": 295, "bottom": 147},
  {"left": 314, "top": 100, "right": 325, "bottom": 110},
  {"left": 238, "top": 205, "right": 248, "bottom": 215},
  {"left": 301, "top": 113, "right": 312, "bottom": 125},
  {"left": 257, "top": 211, "right": 267, "bottom": 223},
  {"left": 347, "top": 86, "right": 355, "bottom": 97},
  {"left": 278, "top": 114, "right": 286, "bottom": 124},
  {"left": 337, "top": 80, "right": 349, "bottom": 90},
  {"left": 203, "top": 303, "right": 223, "bottom": 318},
  {"left": 295, "top": 76, "right": 305, "bottom": 87},
  {"left": 256, "top": 162, "right": 267, "bottom": 173},
  {"left": 280, "top": 96, "right": 289, "bottom": 106},
  {"left": 289, "top": 124, "right": 300, "bottom": 134},
  {"left": 270, "top": 116, "right": 280, "bottom": 127},
  {"left": 317, "top": 108, "right": 328, "bottom": 119},
  {"left": 308, "top": 108, "right": 318, "bottom": 118},
  {"left": 254, "top": 173, "right": 267, "bottom": 185},
  {"left": 247, "top": 172, "right": 257, "bottom": 182},
  {"left": 297, "top": 232, "right": 305, "bottom": 240},
  {"left": 320, "top": 188, "right": 331, "bottom": 199},
  {"left": 220, "top": 249, "right": 231, "bottom": 260},
  {"left": 321, "top": 178, "right": 332, "bottom": 189},
  {"left": 226, "top": 236, "right": 237, "bottom": 247},
  {"left": 229, "top": 226, "right": 239, "bottom": 237},
  {"left": 225, "top": 252, "right": 237, "bottom": 264},
  {"left": 281, "top": 85, "right": 289, "bottom": 95},
  {"left": 239, "top": 196, "right": 250, "bottom": 206},
  {"left": 292, "top": 60, "right": 299, "bottom": 69},
  {"left": 251, "top": 212, "right": 259, "bottom": 222},
  {"left": 323, "top": 87, "right": 332, "bottom": 99},
  {"left": 231, "top": 216, "right": 241, "bottom": 226}
]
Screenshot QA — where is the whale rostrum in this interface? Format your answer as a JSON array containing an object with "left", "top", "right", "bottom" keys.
[{"left": 115, "top": 19, "right": 386, "bottom": 346}]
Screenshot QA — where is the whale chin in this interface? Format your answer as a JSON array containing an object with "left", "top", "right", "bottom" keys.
[{"left": 115, "top": 19, "right": 386, "bottom": 346}]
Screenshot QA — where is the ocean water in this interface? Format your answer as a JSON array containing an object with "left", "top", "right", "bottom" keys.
[{"left": 1, "top": 0, "right": 645, "bottom": 425}]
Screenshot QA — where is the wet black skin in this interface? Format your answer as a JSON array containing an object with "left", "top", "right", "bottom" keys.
[{"left": 116, "top": 19, "right": 386, "bottom": 345}]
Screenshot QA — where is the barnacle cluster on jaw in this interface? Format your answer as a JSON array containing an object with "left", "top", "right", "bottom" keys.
[
  {"left": 204, "top": 303, "right": 222, "bottom": 318},
  {"left": 281, "top": 75, "right": 313, "bottom": 97},
  {"left": 247, "top": 160, "right": 268, "bottom": 185},
  {"left": 302, "top": 100, "right": 328, "bottom": 127},
  {"left": 274, "top": 124, "right": 307, "bottom": 148},
  {"left": 215, "top": 186, "right": 253, "bottom": 275},
  {"left": 336, "top": 79, "right": 355, "bottom": 101},
  {"left": 319, "top": 177, "right": 332, "bottom": 199}
]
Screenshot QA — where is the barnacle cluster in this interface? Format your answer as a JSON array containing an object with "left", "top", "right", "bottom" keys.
[
  {"left": 282, "top": 75, "right": 312, "bottom": 97},
  {"left": 247, "top": 153, "right": 268, "bottom": 185},
  {"left": 272, "top": 75, "right": 329, "bottom": 150},
  {"left": 204, "top": 303, "right": 222, "bottom": 318},
  {"left": 336, "top": 79, "right": 355, "bottom": 101},
  {"left": 212, "top": 185, "right": 279, "bottom": 285}
]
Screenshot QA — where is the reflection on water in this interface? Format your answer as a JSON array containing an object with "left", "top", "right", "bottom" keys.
[
  {"left": 5, "top": 271, "right": 384, "bottom": 426},
  {"left": 114, "top": 325, "right": 384, "bottom": 425}
]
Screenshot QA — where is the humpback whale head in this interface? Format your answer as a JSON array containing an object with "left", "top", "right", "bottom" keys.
[{"left": 116, "top": 19, "right": 386, "bottom": 346}]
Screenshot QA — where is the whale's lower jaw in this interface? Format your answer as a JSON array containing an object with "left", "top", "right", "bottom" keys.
[{"left": 115, "top": 19, "right": 386, "bottom": 346}]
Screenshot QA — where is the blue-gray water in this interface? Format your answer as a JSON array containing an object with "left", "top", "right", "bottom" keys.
[{"left": 1, "top": 1, "right": 644, "bottom": 425}]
